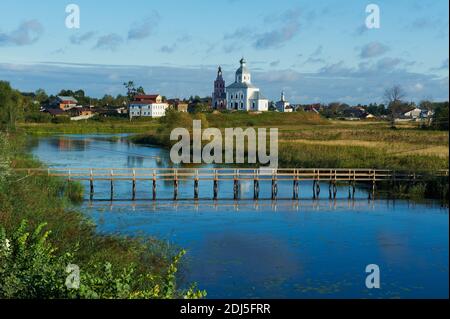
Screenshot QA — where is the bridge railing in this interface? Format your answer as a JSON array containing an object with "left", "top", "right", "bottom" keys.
[
  {"left": 13, "top": 167, "right": 449, "bottom": 182},
  {"left": 12, "top": 167, "right": 450, "bottom": 200}
]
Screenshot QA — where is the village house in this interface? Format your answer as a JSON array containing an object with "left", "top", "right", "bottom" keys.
[
  {"left": 168, "top": 99, "right": 189, "bottom": 112},
  {"left": 403, "top": 107, "right": 422, "bottom": 119},
  {"left": 52, "top": 96, "right": 79, "bottom": 111},
  {"left": 342, "top": 107, "right": 375, "bottom": 120},
  {"left": 69, "top": 107, "right": 95, "bottom": 121},
  {"left": 128, "top": 94, "right": 169, "bottom": 118}
]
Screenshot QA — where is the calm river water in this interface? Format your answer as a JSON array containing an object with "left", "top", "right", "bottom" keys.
[{"left": 29, "top": 134, "right": 449, "bottom": 299}]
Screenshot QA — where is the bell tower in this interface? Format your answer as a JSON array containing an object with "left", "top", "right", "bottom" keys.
[{"left": 212, "top": 66, "right": 227, "bottom": 109}]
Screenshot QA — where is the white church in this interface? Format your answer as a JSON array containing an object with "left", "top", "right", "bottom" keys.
[{"left": 225, "top": 58, "right": 269, "bottom": 112}]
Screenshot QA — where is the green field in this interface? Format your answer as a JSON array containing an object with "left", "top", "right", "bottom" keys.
[{"left": 128, "top": 111, "right": 449, "bottom": 171}]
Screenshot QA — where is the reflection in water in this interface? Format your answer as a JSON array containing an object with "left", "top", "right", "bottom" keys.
[
  {"left": 49, "top": 137, "right": 90, "bottom": 151},
  {"left": 127, "top": 155, "right": 144, "bottom": 167},
  {"left": 30, "top": 134, "right": 449, "bottom": 298}
]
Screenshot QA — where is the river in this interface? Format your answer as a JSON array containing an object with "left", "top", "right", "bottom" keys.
[{"left": 29, "top": 134, "right": 449, "bottom": 298}]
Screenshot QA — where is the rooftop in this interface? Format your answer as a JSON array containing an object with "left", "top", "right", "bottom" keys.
[{"left": 57, "top": 96, "right": 78, "bottom": 103}]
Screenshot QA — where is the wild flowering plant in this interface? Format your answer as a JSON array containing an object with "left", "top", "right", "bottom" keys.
[{"left": 0, "top": 220, "right": 206, "bottom": 299}]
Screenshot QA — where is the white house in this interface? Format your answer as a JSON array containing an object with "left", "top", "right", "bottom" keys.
[
  {"left": 403, "top": 107, "right": 422, "bottom": 119},
  {"left": 226, "top": 58, "right": 269, "bottom": 112},
  {"left": 128, "top": 95, "right": 169, "bottom": 118},
  {"left": 275, "top": 91, "right": 293, "bottom": 112}
]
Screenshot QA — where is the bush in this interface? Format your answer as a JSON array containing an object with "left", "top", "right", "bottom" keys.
[
  {"left": 0, "top": 220, "right": 206, "bottom": 299},
  {"left": 51, "top": 116, "right": 71, "bottom": 124},
  {"left": 25, "top": 112, "right": 52, "bottom": 123},
  {"left": 0, "top": 220, "right": 71, "bottom": 298}
]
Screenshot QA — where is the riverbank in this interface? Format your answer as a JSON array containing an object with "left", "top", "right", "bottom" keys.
[
  {"left": 18, "top": 118, "right": 159, "bottom": 135},
  {"left": 0, "top": 132, "right": 205, "bottom": 298}
]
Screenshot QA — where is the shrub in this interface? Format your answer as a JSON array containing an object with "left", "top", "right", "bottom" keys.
[
  {"left": 0, "top": 221, "right": 206, "bottom": 299},
  {"left": 51, "top": 116, "right": 71, "bottom": 124},
  {"left": 25, "top": 112, "right": 52, "bottom": 123}
]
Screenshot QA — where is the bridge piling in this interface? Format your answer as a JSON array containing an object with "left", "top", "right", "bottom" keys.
[
  {"left": 152, "top": 171, "right": 157, "bottom": 200},
  {"left": 110, "top": 170, "right": 114, "bottom": 201},
  {"left": 89, "top": 169, "right": 94, "bottom": 201},
  {"left": 271, "top": 170, "right": 278, "bottom": 200},
  {"left": 293, "top": 170, "right": 299, "bottom": 200},
  {"left": 194, "top": 171, "right": 199, "bottom": 200},
  {"left": 233, "top": 169, "right": 240, "bottom": 200},
  {"left": 173, "top": 170, "right": 178, "bottom": 201},
  {"left": 132, "top": 170, "right": 136, "bottom": 201},
  {"left": 213, "top": 170, "right": 218, "bottom": 200},
  {"left": 254, "top": 170, "right": 260, "bottom": 200}
]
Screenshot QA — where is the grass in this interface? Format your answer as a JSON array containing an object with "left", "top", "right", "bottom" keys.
[{"left": 18, "top": 118, "right": 159, "bottom": 135}]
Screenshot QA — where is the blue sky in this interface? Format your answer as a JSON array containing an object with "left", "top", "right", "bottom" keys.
[{"left": 0, "top": 0, "right": 448, "bottom": 104}]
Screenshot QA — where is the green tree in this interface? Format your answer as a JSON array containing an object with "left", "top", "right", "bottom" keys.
[
  {"left": 0, "top": 81, "right": 24, "bottom": 130},
  {"left": 123, "top": 81, "right": 145, "bottom": 101},
  {"left": 35, "top": 89, "right": 48, "bottom": 105},
  {"left": 432, "top": 102, "right": 449, "bottom": 130}
]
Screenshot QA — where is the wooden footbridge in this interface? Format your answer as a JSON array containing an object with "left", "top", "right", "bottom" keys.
[{"left": 15, "top": 167, "right": 449, "bottom": 201}]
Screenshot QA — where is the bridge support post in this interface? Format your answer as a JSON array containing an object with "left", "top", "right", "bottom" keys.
[
  {"left": 271, "top": 179, "right": 277, "bottom": 200},
  {"left": 348, "top": 181, "right": 355, "bottom": 199},
  {"left": 371, "top": 181, "right": 376, "bottom": 200},
  {"left": 293, "top": 172, "right": 299, "bottom": 200},
  {"left": 89, "top": 170, "right": 94, "bottom": 201},
  {"left": 131, "top": 169, "right": 136, "bottom": 201},
  {"left": 213, "top": 179, "right": 218, "bottom": 200},
  {"left": 332, "top": 180, "right": 337, "bottom": 199},
  {"left": 313, "top": 180, "right": 320, "bottom": 199},
  {"left": 152, "top": 172, "right": 157, "bottom": 201},
  {"left": 233, "top": 170, "right": 240, "bottom": 200},
  {"left": 271, "top": 171, "right": 278, "bottom": 200},
  {"left": 234, "top": 179, "right": 240, "bottom": 200},
  {"left": 194, "top": 176, "right": 199, "bottom": 200},
  {"left": 368, "top": 170, "right": 376, "bottom": 200},
  {"left": 173, "top": 170, "right": 178, "bottom": 201},
  {"left": 254, "top": 179, "right": 259, "bottom": 200}
]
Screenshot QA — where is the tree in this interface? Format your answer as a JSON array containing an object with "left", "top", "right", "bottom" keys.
[
  {"left": 123, "top": 81, "right": 145, "bottom": 101},
  {"left": 35, "top": 89, "right": 48, "bottom": 105},
  {"left": 0, "top": 81, "right": 24, "bottom": 131},
  {"left": 432, "top": 102, "right": 449, "bottom": 130},
  {"left": 383, "top": 85, "right": 405, "bottom": 128},
  {"left": 100, "top": 94, "right": 115, "bottom": 107}
]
